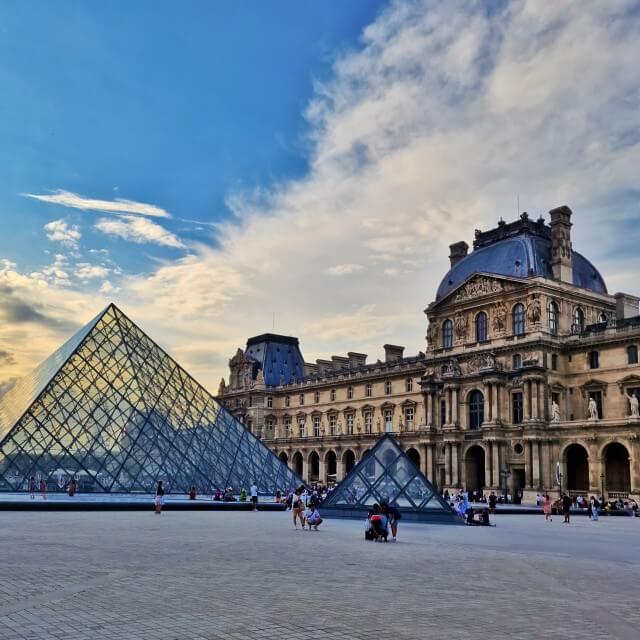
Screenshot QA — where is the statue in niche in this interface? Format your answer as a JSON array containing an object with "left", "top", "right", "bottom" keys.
[
  {"left": 551, "top": 400, "right": 561, "bottom": 423},
  {"left": 587, "top": 397, "right": 599, "bottom": 420},
  {"left": 493, "top": 302, "right": 507, "bottom": 332},
  {"left": 482, "top": 352, "right": 496, "bottom": 369},
  {"left": 426, "top": 322, "right": 439, "bottom": 346},
  {"left": 453, "top": 313, "right": 468, "bottom": 339},
  {"left": 443, "top": 358, "right": 461, "bottom": 377},
  {"left": 624, "top": 391, "right": 639, "bottom": 418},
  {"left": 527, "top": 296, "right": 542, "bottom": 324}
]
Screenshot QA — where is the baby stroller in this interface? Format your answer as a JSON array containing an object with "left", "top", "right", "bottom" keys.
[{"left": 365, "top": 513, "right": 389, "bottom": 542}]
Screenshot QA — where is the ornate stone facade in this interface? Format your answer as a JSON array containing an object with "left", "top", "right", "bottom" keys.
[{"left": 218, "top": 207, "right": 640, "bottom": 503}]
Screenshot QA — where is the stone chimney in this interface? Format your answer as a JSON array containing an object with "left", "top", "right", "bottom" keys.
[
  {"left": 449, "top": 241, "right": 469, "bottom": 268},
  {"left": 614, "top": 292, "right": 640, "bottom": 320},
  {"left": 347, "top": 352, "right": 367, "bottom": 368},
  {"left": 331, "top": 356, "right": 349, "bottom": 371},
  {"left": 549, "top": 205, "right": 573, "bottom": 283},
  {"left": 384, "top": 344, "right": 405, "bottom": 362}
]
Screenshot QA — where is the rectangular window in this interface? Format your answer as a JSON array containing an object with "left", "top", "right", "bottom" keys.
[
  {"left": 364, "top": 411, "right": 372, "bottom": 434},
  {"left": 267, "top": 396, "right": 273, "bottom": 408},
  {"left": 551, "top": 354, "right": 558, "bottom": 371},
  {"left": 627, "top": 345, "right": 638, "bottom": 364},
  {"left": 346, "top": 413, "right": 354, "bottom": 435},
  {"left": 366, "top": 383, "right": 372, "bottom": 397},
  {"left": 299, "top": 393, "right": 305, "bottom": 405},
  {"left": 330, "top": 389, "right": 336, "bottom": 401},
  {"left": 588, "top": 351, "right": 599, "bottom": 369},
  {"left": 385, "top": 381, "right": 392, "bottom": 395},
  {"left": 404, "top": 407, "right": 414, "bottom": 431},
  {"left": 440, "top": 399, "right": 446, "bottom": 426},
  {"left": 512, "top": 392, "right": 523, "bottom": 424},
  {"left": 347, "top": 386, "right": 353, "bottom": 400},
  {"left": 248, "top": 395, "right": 253, "bottom": 407},
  {"left": 512, "top": 354, "right": 521, "bottom": 370},
  {"left": 285, "top": 396, "right": 290, "bottom": 408},
  {"left": 384, "top": 408, "right": 393, "bottom": 432},
  {"left": 329, "top": 414, "right": 337, "bottom": 436},
  {"left": 298, "top": 417, "right": 305, "bottom": 438},
  {"left": 265, "top": 418, "right": 274, "bottom": 439},
  {"left": 314, "top": 391, "right": 320, "bottom": 403},
  {"left": 284, "top": 417, "right": 291, "bottom": 436},
  {"left": 406, "top": 378, "right": 413, "bottom": 392},
  {"left": 313, "top": 415, "right": 321, "bottom": 437}
]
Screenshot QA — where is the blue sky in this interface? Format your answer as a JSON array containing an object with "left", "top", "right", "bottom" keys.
[
  {"left": 1, "top": 1, "right": 640, "bottom": 393},
  {"left": 0, "top": 0, "right": 384, "bottom": 272}
]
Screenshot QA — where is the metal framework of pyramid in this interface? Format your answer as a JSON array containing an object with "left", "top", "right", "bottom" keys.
[
  {"left": 320, "top": 434, "right": 460, "bottom": 523},
  {"left": 0, "top": 304, "right": 302, "bottom": 495}
]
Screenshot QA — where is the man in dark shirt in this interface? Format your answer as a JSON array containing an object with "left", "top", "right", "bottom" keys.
[
  {"left": 562, "top": 493, "right": 572, "bottom": 523},
  {"left": 488, "top": 492, "right": 497, "bottom": 514}
]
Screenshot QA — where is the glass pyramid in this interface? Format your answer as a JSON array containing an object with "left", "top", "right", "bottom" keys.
[
  {"left": 320, "top": 434, "right": 460, "bottom": 523},
  {"left": 0, "top": 304, "right": 302, "bottom": 494}
]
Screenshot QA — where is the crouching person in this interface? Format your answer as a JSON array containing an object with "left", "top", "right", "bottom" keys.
[{"left": 306, "top": 505, "right": 323, "bottom": 530}]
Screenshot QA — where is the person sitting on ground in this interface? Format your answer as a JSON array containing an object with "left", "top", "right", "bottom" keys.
[
  {"left": 479, "top": 508, "right": 494, "bottom": 526},
  {"left": 239, "top": 487, "right": 247, "bottom": 502},
  {"left": 305, "top": 505, "right": 323, "bottom": 530},
  {"left": 188, "top": 485, "right": 197, "bottom": 500},
  {"left": 213, "top": 488, "right": 222, "bottom": 501},
  {"left": 275, "top": 489, "right": 282, "bottom": 503},
  {"left": 366, "top": 504, "right": 389, "bottom": 542},
  {"left": 223, "top": 487, "right": 236, "bottom": 502}
]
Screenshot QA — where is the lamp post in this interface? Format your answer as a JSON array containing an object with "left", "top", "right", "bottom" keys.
[
  {"left": 500, "top": 467, "right": 511, "bottom": 502},
  {"left": 600, "top": 472, "right": 605, "bottom": 501}
]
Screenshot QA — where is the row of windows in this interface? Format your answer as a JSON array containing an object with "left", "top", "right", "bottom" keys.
[
  {"left": 263, "top": 406, "right": 417, "bottom": 438},
  {"left": 276, "top": 378, "right": 415, "bottom": 407},
  {"left": 440, "top": 302, "right": 609, "bottom": 347},
  {"left": 586, "top": 345, "right": 638, "bottom": 369}
]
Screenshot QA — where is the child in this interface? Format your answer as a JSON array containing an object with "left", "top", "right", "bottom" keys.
[{"left": 542, "top": 494, "right": 552, "bottom": 522}]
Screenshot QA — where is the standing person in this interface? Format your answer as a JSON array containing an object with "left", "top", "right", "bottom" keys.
[
  {"left": 561, "top": 493, "right": 572, "bottom": 524},
  {"left": 188, "top": 485, "right": 197, "bottom": 500},
  {"left": 68, "top": 477, "right": 77, "bottom": 497},
  {"left": 155, "top": 481, "right": 165, "bottom": 515},
  {"left": 590, "top": 496, "right": 599, "bottom": 521},
  {"left": 250, "top": 481, "right": 258, "bottom": 512},
  {"left": 488, "top": 491, "right": 497, "bottom": 514},
  {"left": 28, "top": 476, "right": 36, "bottom": 499},
  {"left": 542, "top": 494, "right": 553, "bottom": 522},
  {"left": 291, "top": 487, "right": 305, "bottom": 530},
  {"left": 39, "top": 478, "right": 47, "bottom": 500},
  {"left": 381, "top": 501, "right": 402, "bottom": 542}
]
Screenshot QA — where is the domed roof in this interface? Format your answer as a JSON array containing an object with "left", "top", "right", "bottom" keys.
[{"left": 436, "top": 223, "right": 607, "bottom": 301}]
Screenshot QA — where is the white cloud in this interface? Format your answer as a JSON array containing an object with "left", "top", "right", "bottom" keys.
[
  {"left": 327, "top": 263, "right": 365, "bottom": 276},
  {"left": 43, "top": 219, "right": 81, "bottom": 249},
  {"left": 94, "top": 215, "right": 185, "bottom": 248},
  {"left": 4, "top": 1, "right": 640, "bottom": 394},
  {"left": 24, "top": 189, "right": 171, "bottom": 218},
  {"left": 75, "top": 263, "right": 110, "bottom": 280},
  {"left": 99, "top": 281, "right": 119, "bottom": 295}
]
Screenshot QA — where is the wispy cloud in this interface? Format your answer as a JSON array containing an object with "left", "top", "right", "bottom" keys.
[
  {"left": 75, "top": 263, "right": 110, "bottom": 280},
  {"left": 95, "top": 215, "right": 185, "bottom": 248},
  {"left": 43, "top": 219, "right": 81, "bottom": 249},
  {"left": 23, "top": 189, "right": 171, "bottom": 218},
  {"left": 327, "top": 263, "right": 365, "bottom": 276}
]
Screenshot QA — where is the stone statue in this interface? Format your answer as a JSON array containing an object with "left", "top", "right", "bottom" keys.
[
  {"left": 255, "top": 369, "right": 265, "bottom": 385},
  {"left": 453, "top": 313, "right": 468, "bottom": 340},
  {"left": 625, "top": 391, "right": 639, "bottom": 418},
  {"left": 551, "top": 400, "right": 561, "bottom": 423},
  {"left": 217, "top": 378, "right": 226, "bottom": 396},
  {"left": 482, "top": 352, "right": 496, "bottom": 369},
  {"left": 442, "top": 357, "right": 461, "bottom": 377},
  {"left": 492, "top": 302, "right": 507, "bottom": 332},
  {"left": 587, "top": 397, "right": 598, "bottom": 420},
  {"left": 527, "top": 296, "right": 542, "bottom": 324},
  {"left": 426, "top": 322, "right": 439, "bottom": 346}
]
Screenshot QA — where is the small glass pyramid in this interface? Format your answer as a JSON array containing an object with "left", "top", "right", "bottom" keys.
[
  {"left": 320, "top": 434, "right": 460, "bottom": 523},
  {"left": 0, "top": 303, "right": 301, "bottom": 495}
]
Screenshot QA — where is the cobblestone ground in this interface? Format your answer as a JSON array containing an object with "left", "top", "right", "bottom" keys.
[{"left": 0, "top": 510, "right": 637, "bottom": 639}]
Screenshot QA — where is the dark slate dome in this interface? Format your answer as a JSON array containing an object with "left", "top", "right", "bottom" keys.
[{"left": 436, "top": 214, "right": 607, "bottom": 301}]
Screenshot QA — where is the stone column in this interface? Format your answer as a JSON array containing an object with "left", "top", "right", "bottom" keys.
[
  {"left": 484, "top": 383, "right": 492, "bottom": 422},
  {"left": 451, "top": 388, "right": 459, "bottom": 425},
  {"left": 532, "top": 440, "right": 541, "bottom": 488},
  {"left": 318, "top": 457, "right": 326, "bottom": 484},
  {"left": 525, "top": 441, "right": 533, "bottom": 488},
  {"left": 336, "top": 456, "right": 345, "bottom": 482},
  {"left": 492, "top": 441, "right": 500, "bottom": 487},
  {"left": 445, "top": 443, "right": 452, "bottom": 486},
  {"left": 531, "top": 380, "right": 539, "bottom": 420},
  {"left": 540, "top": 439, "right": 551, "bottom": 491},
  {"left": 425, "top": 444, "right": 434, "bottom": 483},
  {"left": 630, "top": 438, "right": 640, "bottom": 496},
  {"left": 484, "top": 445, "right": 492, "bottom": 490},
  {"left": 523, "top": 381, "right": 531, "bottom": 421},
  {"left": 492, "top": 382, "right": 500, "bottom": 423},
  {"left": 451, "top": 443, "right": 459, "bottom": 486},
  {"left": 426, "top": 392, "right": 433, "bottom": 427}
]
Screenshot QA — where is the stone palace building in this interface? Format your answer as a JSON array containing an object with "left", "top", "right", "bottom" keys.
[{"left": 217, "top": 206, "right": 639, "bottom": 503}]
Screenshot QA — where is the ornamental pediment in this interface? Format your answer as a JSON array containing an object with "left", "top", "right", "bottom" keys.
[{"left": 431, "top": 273, "right": 524, "bottom": 310}]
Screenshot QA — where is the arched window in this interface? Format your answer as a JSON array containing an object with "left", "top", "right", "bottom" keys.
[
  {"left": 475, "top": 312, "right": 488, "bottom": 342},
  {"left": 598, "top": 312, "right": 608, "bottom": 324},
  {"left": 442, "top": 319, "right": 453, "bottom": 349},
  {"left": 573, "top": 307, "right": 584, "bottom": 333},
  {"left": 512, "top": 303, "right": 525, "bottom": 336},
  {"left": 468, "top": 390, "right": 484, "bottom": 430},
  {"left": 548, "top": 301, "right": 559, "bottom": 336}
]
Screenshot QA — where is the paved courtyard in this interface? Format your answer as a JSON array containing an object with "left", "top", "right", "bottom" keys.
[{"left": 0, "top": 509, "right": 638, "bottom": 640}]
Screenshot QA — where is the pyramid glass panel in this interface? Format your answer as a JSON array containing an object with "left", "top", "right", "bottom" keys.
[
  {"left": 0, "top": 304, "right": 302, "bottom": 494},
  {"left": 320, "top": 434, "right": 461, "bottom": 523}
]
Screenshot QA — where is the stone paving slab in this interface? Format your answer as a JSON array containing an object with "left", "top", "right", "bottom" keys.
[{"left": 0, "top": 510, "right": 637, "bottom": 639}]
